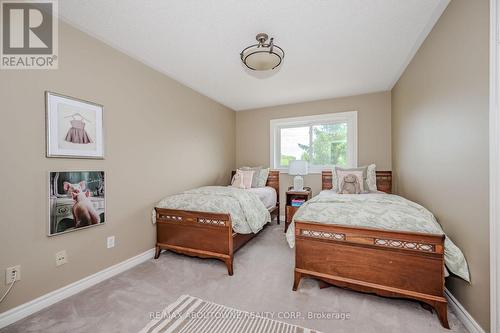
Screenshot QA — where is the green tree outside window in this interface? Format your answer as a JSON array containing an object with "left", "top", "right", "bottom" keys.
[{"left": 297, "top": 123, "right": 347, "bottom": 166}]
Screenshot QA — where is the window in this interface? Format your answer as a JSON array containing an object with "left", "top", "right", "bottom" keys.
[{"left": 270, "top": 111, "right": 357, "bottom": 173}]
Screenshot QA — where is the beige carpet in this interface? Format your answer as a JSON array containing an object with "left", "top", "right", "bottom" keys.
[{"left": 1, "top": 224, "right": 467, "bottom": 333}]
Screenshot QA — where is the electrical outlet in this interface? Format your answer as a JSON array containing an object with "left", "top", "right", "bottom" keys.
[
  {"left": 107, "top": 236, "right": 115, "bottom": 249},
  {"left": 5, "top": 265, "right": 21, "bottom": 284},
  {"left": 55, "top": 250, "right": 68, "bottom": 266}
]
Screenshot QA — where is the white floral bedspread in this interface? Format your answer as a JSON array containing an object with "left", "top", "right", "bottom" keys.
[
  {"left": 152, "top": 186, "right": 271, "bottom": 234},
  {"left": 286, "top": 191, "right": 470, "bottom": 282}
]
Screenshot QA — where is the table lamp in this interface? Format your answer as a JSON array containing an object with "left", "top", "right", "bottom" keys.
[{"left": 289, "top": 160, "right": 308, "bottom": 191}]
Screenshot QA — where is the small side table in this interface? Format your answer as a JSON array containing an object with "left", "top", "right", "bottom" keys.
[{"left": 285, "top": 186, "right": 312, "bottom": 233}]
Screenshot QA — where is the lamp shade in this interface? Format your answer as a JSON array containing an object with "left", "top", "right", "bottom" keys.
[{"left": 289, "top": 160, "right": 308, "bottom": 176}]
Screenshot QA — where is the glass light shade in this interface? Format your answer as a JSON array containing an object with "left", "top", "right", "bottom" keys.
[
  {"left": 289, "top": 160, "right": 308, "bottom": 176},
  {"left": 240, "top": 34, "right": 284, "bottom": 71},
  {"left": 241, "top": 47, "right": 283, "bottom": 71}
]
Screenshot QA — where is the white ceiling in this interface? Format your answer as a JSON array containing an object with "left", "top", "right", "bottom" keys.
[{"left": 59, "top": 0, "right": 449, "bottom": 111}]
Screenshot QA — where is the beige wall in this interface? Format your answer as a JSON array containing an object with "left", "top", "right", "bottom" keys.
[
  {"left": 392, "top": 0, "right": 490, "bottom": 330},
  {"left": 0, "top": 22, "right": 235, "bottom": 313},
  {"left": 236, "top": 91, "right": 391, "bottom": 214}
]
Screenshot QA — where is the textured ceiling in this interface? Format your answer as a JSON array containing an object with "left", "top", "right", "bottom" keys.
[{"left": 60, "top": 0, "right": 449, "bottom": 110}]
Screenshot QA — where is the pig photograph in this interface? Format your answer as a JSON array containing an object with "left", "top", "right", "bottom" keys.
[{"left": 49, "top": 171, "right": 105, "bottom": 235}]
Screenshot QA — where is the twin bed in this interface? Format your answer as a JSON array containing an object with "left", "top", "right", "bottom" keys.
[
  {"left": 153, "top": 169, "right": 469, "bottom": 328},
  {"left": 287, "top": 171, "right": 469, "bottom": 329},
  {"left": 153, "top": 170, "right": 279, "bottom": 276}
]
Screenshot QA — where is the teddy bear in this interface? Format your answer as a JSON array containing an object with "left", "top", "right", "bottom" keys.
[{"left": 340, "top": 174, "right": 361, "bottom": 194}]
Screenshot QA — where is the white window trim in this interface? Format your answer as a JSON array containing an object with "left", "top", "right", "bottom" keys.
[{"left": 270, "top": 111, "right": 358, "bottom": 174}]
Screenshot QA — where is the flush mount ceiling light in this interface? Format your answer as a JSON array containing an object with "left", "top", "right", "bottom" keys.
[{"left": 240, "top": 33, "right": 284, "bottom": 71}]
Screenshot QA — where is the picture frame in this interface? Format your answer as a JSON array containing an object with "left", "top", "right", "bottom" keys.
[
  {"left": 48, "top": 171, "right": 106, "bottom": 236},
  {"left": 46, "top": 91, "right": 104, "bottom": 159}
]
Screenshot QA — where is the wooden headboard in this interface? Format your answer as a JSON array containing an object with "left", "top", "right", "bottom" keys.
[
  {"left": 322, "top": 170, "right": 392, "bottom": 194},
  {"left": 231, "top": 170, "right": 280, "bottom": 205}
]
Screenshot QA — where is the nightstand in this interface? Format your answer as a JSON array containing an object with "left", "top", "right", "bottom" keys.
[{"left": 285, "top": 186, "right": 312, "bottom": 232}]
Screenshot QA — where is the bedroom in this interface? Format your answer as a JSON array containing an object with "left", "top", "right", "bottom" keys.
[{"left": 0, "top": 0, "right": 496, "bottom": 332}]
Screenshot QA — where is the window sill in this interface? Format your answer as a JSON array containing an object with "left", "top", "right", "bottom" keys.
[{"left": 275, "top": 168, "right": 328, "bottom": 175}]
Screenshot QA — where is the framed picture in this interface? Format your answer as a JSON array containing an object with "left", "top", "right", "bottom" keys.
[
  {"left": 48, "top": 171, "right": 105, "bottom": 236},
  {"left": 46, "top": 91, "right": 104, "bottom": 159}
]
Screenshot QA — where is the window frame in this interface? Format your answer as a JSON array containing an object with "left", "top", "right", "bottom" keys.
[{"left": 270, "top": 111, "right": 358, "bottom": 174}]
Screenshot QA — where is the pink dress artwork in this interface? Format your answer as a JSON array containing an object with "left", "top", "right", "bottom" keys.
[{"left": 65, "top": 119, "right": 93, "bottom": 144}]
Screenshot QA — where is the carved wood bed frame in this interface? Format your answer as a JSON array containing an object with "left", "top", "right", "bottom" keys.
[
  {"left": 293, "top": 170, "right": 449, "bottom": 328},
  {"left": 154, "top": 170, "right": 279, "bottom": 276}
]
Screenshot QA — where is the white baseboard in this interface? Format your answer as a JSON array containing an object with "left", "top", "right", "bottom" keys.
[
  {"left": 0, "top": 248, "right": 155, "bottom": 329},
  {"left": 445, "top": 288, "right": 485, "bottom": 333}
]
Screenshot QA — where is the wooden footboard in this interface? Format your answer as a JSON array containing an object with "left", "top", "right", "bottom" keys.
[
  {"left": 155, "top": 208, "right": 235, "bottom": 275},
  {"left": 293, "top": 221, "right": 449, "bottom": 328}
]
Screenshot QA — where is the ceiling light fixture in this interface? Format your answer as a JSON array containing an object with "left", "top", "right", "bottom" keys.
[{"left": 240, "top": 33, "right": 284, "bottom": 71}]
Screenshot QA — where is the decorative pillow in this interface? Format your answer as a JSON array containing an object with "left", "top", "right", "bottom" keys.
[
  {"left": 231, "top": 172, "right": 244, "bottom": 188},
  {"left": 331, "top": 166, "right": 339, "bottom": 192},
  {"left": 334, "top": 166, "right": 368, "bottom": 193},
  {"left": 231, "top": 169, "right": 254, "bottom": 189},
  {"left": 257, "top": 168, "right": 270, "bottom": 187},
  {"left": 240, "top": 166, "right": 261, "bottom": 188},
  {"left": 337, "top": 170, "right": 364, "bottom": 194},
  {"left": 366, "top": 164, "right": 377, "bottom": 192}
]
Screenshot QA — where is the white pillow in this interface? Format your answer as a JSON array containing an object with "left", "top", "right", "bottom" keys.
[
  {"left": 231, "top": 169, "right": 254, "bottom": 189},
  {"left": 366, "top": 164, "right": 377, "bottom": 192},
  {"left": 239, "top": 166, "right": 262, "bottom": 188},
  {"left": 257, "top": 168, "right": 270, "bottom": 187},
  {"left": 331, "top": 166, "right": 339, "bottom": 192},
  {"left": 331, "top": 164, "right": 377, "bottom": 192},
  {"left": 337, "top": 170, "right": 364, "bottom": 194}
]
